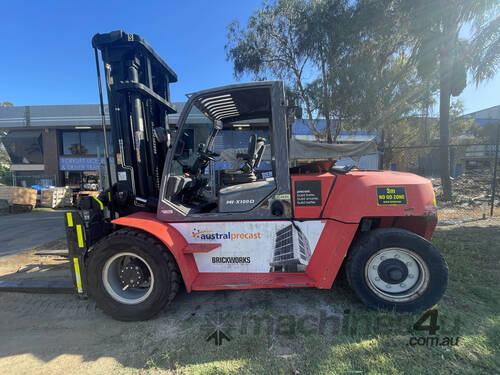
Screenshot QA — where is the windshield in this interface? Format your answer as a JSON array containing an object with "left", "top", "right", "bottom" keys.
[{"left": 171, "top": 103, "right": 215, "bottom": 176}]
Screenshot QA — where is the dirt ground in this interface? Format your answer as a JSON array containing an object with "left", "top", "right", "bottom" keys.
[
  {"left": 0, "top": 237, "right": 347, "bottom": 375},
  {"left": 1, "top": 217, "right": 499, "bottom": 374},
  {"left": 0, "top": 273, "right": 346, "bottom": 375},
  {"left": 0, "top": 238, "right": 68, "bottom": 283}
]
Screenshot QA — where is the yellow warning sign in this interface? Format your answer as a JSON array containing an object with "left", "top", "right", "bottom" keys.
[{"left": 376, "top": 186, "right": 407, "bottom": 205}]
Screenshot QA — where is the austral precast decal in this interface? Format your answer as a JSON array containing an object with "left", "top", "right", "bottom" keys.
[
  {"left": 376, "top": 186, "right": 408, "bottom": 205},
  {"left": 170, "top": 221, "right": 325, "bottom": 272},
  {"left": 192, "top": 229, "right": 262, "bottom": 240}
]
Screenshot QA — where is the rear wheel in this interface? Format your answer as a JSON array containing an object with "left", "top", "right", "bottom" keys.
[
  {"left": 345, "top": 228, "right": 448, "bottom": 313},
  {"left": 87, "top": 228, "right": 181, "bottom": 321}
]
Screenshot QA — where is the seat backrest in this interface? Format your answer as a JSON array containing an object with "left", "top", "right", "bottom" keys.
[
  {"left": 165, "top": 176, "right": 182, "bottom": 198},
  {"left": 246, "top": 134, "right": 258, "bottom": 160},
  {"left": 232, "top": 134, "right": 267, "bottom": 174},
  {"left": 165, "top": 175, "right": 191, "bottom": 199}
]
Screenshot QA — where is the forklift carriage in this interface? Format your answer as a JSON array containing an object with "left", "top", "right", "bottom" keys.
[{"left": 65, "top": 30, "right": 448, "bottom": 321}]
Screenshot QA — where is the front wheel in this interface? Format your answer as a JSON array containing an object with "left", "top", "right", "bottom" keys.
[
  {"left": 345, "top": 228, "right": 448, "bottom": 313},
  {"left": 87, "top": 228, "right": 181, "bottom": 321}
]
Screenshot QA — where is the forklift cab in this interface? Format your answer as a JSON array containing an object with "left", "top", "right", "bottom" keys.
[{"left": 158, "top": 81, "right": 292, "bottom": 222}]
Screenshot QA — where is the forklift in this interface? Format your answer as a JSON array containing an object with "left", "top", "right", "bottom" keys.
[{"left": 65, "top": 30, "right": 448, "bottom": 321}]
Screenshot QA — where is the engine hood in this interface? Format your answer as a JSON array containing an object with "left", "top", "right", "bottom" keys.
[{"left": 322, "top": 170, "right": 437, "bottom": 223}]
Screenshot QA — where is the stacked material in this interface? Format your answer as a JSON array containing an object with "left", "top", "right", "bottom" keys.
[
  {"left": 40, "top": 187, "right": 73, "bottom": 208},
  {"left": 0, "top": 186, "right": 37, "bottom": 210},
  {"left": 0, "top": 199, "right": 8, "bottom": 214}
]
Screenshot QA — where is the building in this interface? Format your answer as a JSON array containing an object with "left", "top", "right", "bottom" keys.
[
  {"left": 0, "top": 104, "right": 379, "bottom": 188},
  {"left": 462, "top": 104, "right": 500, "bottom": 127},
  {"left": 0, "top": 103, "right": 271, "bottom": 188},
  {"left": 0, "top": 104, "right": 113, "bottom": 187}
]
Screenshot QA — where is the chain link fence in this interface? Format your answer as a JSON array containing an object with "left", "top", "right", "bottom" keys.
[{"left": 383, "top": 143, "right": 499, "bottom": 221}]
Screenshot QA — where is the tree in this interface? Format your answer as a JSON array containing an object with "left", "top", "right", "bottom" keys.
[
  {"left": 226, "top": 0, "right": 325, "bottom": 137},
  {"left": 402, "top": 0, "right": 498, "bottom": 201},
  {"left": 0, "top": 101, "right": 13, "bottom": 184},
  {"left": 226, "top": 0, "right": 420, "bottom": 143},
  {"left": 330, "top": 0, "right": 437, "bottom": 140},
  {"left": 299, "top": 0, "right": 355, "bottom": 142},
  {"left": 0, "top": 143, "right": 10, "bottom": 165},
  {"left": 470, "top": 13, "right": 500, "bottom": 84}
]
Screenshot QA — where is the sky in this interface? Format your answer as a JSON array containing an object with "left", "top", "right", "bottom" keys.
[{"left": 1, "top": 1, "right": 498, "bottom": 115}]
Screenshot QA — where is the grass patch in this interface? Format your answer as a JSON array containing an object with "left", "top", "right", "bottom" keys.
[{"left": 124, "top": 221, "right": 500, "bottom": 375}]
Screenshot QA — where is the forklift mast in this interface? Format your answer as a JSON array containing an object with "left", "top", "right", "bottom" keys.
[{"left": 92, "top": 30, "right": 178, "bottom": 202}]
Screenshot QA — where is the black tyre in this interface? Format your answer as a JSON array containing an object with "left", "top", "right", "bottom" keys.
[
  {"left": 345, "top": 228, "right": 448, "bottom": 313},
  {"left": 87, "top": 228, "right": 181, "bottom": 321}
]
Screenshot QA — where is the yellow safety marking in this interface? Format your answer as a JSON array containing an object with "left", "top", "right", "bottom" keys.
[
  {"left": 66, "top": 212, "right": 73, "bottom": 227},
  {"left": 432, "top": 190, "right": 437, "bottom": 207},
  {"left": 93, "top": 196, "right": 104, "bottom": 210},
  {"left": 275, "top": 193, "right": 291, "bottom": 200},
  {"left": 76, "top": 224, "right": 84, "bottom": 248},
  {"left": 73, "top": 257, "right": 83, "bottom": 293}
]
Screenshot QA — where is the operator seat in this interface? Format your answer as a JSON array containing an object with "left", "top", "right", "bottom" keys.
[
  {"left": 221, "top": 134, "right": 266, "bottom": 185},
  {"left": 165, "top": 175, "right": 192, "bottom": 200}
]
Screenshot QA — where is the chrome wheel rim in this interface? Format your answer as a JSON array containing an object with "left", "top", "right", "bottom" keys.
[
  {"left": 365, "top": 247, "right": 429, "bottom": 302},
  {"left": 102, "top": 252, "right": 154, "bottom": 305}
]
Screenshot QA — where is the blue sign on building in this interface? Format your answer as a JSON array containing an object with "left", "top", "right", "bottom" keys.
[{"left": 59, "top": 157, "right": 115, "bottom": 171}]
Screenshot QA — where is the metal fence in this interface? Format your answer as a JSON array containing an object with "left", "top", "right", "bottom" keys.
[{"left": 382, "top": 143, "right": 499, "bottom": 219}]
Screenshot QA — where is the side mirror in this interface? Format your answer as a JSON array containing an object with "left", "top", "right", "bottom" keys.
[{"left": 214, "top": 120, "right": 223, "bottom": 130}]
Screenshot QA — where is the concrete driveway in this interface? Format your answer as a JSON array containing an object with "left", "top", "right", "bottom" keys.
[{"left": 0, "top": 210, "right": 67, "bottom": 257}]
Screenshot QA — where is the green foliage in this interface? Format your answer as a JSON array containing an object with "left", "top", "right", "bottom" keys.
[
  {"left": 226, "top": 0, "right": 498, "bottom": 149},
  {"left": 0, "top": 142, "right": 10, "bottom": 165},
  {"left": 450, "top": 42, "right": 469, "bottom": 97},
  {"left": 448, "top": 100, "right": 474, "bottom": 141},
  {"left": 226, "top": 0, "right": 436, "bottom": 142},
  {"left": 472, "top": 121, "right": 500, "bottom": 143},
  {"left": 0, "top": 166, "right": 12, "bottom": 185},
  {"left": 225, "top": 0, "right": 310, "bottom": 81},
  {"left": 471, "top": 13, "right": 500, "bottom": 84},
  {"left": 401, "top": 0, "right": 497, "bottom": 200},
  {"left": 0, "top": 100, "right": 14, "bottom": 180}
]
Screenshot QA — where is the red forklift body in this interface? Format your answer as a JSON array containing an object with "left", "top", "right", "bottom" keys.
[
  {"left": 112, "top": 169, "right": 437, "bottom": 292},
  {"left": 64, "top": 30, "right": 446, "bottom": 320}
]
